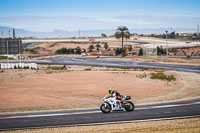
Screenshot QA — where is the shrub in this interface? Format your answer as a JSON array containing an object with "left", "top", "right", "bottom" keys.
[
  {"left": 150, "top": 72, "right": 176, "bottom": 82},
  {"left": 84, "top": 67, "right": 92, "bottom": 71},
  {"left": 120, "top": 66, "right": 130, "bottom": 69},
  {"left": 47, "top": 66, "right": 65, "bottom": 70},
  {"left": 166, "top": 75, "right": 176, "bottom": 81},
  {"left": 55, "top": 48, "right": 75, "bottom": 54}
]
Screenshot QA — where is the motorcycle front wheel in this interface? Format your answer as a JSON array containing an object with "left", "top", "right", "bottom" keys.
[
  {"left": 100, "top": 102, "right": 111, "bottom": 113},
  {"left": 124, "top": 101, "right": 135, "bottom": 112}
]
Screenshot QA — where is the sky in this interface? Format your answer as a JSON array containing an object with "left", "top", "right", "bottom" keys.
[{"left": 0, "top": 0, "right": 200, "bottom": 32}]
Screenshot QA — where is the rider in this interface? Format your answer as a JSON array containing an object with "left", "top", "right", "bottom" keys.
[{"left": 108, "top": 88, "right": 125, "bottom": 104}]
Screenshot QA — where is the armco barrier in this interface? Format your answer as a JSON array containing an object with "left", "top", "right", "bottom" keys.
[{"left": 0, "top": 63, "right": 37, "bottom": 69}]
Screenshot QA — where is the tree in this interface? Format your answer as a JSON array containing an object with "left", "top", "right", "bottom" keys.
[
  {"left": 55, "top": 48, "right": 67, "bottom": 54},
  {"left": 75, "top": 46, "right": 81, "bottom": 54},
  {"left": 88, "top": 45, "right": 94, "bottom": 52},
  {"left": 115, "top": 48, "right": 121, "bottom": 55},
  {"left": 96, "top": 44, "right": 101, "bottom": 51},
  {"left": 138, "top": 48, "right": 143, "bottom": 56},
  {"left": 157, "top": 46, "right": 161, "bottom": 55},
  {"left": 115, "top": 26, "right": 130, "bottom": 57},
  {"left": 101, "top": 33, "right": 107, "bottom": 37},
  {"left": 170, "top": 31, "right": 176, "bottom": 38},
  {"left": 104, "top": 43, "right": 109, "bottom": 50},
  {"left": 115, "top": 48, "right": 126, "bottom": 56},
  {"left": 55, "top": 48, "right": 74, "bottom": 54},
  {"left": 128, "top": 45, "right": 132, "bottom": 51}
]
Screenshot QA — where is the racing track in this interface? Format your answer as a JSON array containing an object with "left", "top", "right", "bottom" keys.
[
  {"left": 1, "top": 57, "right": 200, "bottom": 73},
  {"left": 0, "top": 100, "right": 200, "bottom": 131},
  {"left": 36, "top": 57, "right": 200, "bottom": 73}
]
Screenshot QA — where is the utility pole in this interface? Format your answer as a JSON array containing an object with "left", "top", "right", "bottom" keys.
[
  {"left": 13, "top": 29, "right": 16, "bottom": 39},
  {"left": 165, "top": 30, "right": 168, "bottom": 59},
  {"left": 7, "top": 40, "right": 9, "bottom": 63},
  {"left": 19, "top": 39, "right": 21, "bottom": 63}
]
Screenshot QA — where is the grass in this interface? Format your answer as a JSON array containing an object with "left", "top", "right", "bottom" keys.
[
  {"left": 171, "top": 37, "right": 193, "bottom": 41},
  {"left": 84, "top": 67, "right": 92, "bottom": 71},
  {"left": 47, "top": 66, "right": 66, "bottom": 70},
  {"left": 27, "top": 42, "right": 44, "bottom": 49},
  {"left": 0, "top": 55, "right": 14, "bottom": 60},
  {"left": 150, "top": 72, "right": 176, "bottom": 82},
  {"left": 120, "top": 66, "right": 130, "bottom": 69}
]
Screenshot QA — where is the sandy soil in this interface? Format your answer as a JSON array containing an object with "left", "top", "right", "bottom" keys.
[
  {"left": 0, "top": 65, "right": 199, "bottom": 114},
  {"left": 3, "top": 118, "right": 200, "bottom": 133}
]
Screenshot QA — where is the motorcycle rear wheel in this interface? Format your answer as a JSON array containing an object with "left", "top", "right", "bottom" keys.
[{"left": 100, "top": 102, "right": 111, "bottom": 113}]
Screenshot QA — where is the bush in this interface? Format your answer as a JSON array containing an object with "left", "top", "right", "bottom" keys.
[
  {"left": 115, "top": 48, "right": 126, "bottom": 56},
  {"left": 55, "top": 48, "right": 75, "bottom": 54},
  {"left": 84, "top": 67, "right": 92, "bottom": 71},
  {"left": 120, "top": 66, "right": 130, "bottom": 69},
  {"left": 150, "top": 72, "right": 176, "bottom": 82},
  {"left": 47, "top": 66, "right": 65, "bottom": 70}
]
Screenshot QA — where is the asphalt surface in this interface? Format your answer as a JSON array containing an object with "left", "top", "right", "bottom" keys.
[
  {"left": 1, "top": 57, "right": 200, "bottom": 73},
  {"left": 33, "top": 57, "right": 200, "bottom": 73},
  {"left": 0, "top": 100, "right": 200, "bottom": 131}
]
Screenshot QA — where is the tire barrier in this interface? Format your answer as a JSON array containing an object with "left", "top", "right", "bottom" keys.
[{"left": 0, "top": 63, "right": 37, "bottom": 69}]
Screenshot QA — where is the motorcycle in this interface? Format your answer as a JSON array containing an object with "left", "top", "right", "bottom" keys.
[{"left": 100, "top": 95, "right": 135, "bottom": 113}]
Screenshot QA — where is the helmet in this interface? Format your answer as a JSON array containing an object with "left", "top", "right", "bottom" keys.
[{"left": 108, "top": 88, "right": 114, "bottom": 94}]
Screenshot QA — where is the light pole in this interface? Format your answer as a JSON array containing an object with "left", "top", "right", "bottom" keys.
[
  {"left": 6, "top": 40, "right": 9, "bottom": 63},
  {"left": 165, "top": 30, "right": 168, "bottom": 59}
]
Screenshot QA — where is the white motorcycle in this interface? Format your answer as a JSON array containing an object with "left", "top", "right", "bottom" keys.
[{"left": 100, "top": 95, "right": 135, "bottom": 113}]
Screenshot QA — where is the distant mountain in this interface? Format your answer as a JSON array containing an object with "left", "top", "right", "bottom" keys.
[{"left": 0, "top": 26, "right": 197, "bottom": 38}]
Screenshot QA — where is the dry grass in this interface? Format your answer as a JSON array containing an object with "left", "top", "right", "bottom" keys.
[{"left": 3, "top": 118, "right": 200, "bottom": 133}]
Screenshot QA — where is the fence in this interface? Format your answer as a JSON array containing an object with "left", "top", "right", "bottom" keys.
[
  {"left": 142, "top": 47, "right": 157, "bottom": 56},
  {"left": 0, "top": 63, "right": 37, "bottom": 69},
  {"left": 0, "top": 38, "right": 22, "bottom": 55}
]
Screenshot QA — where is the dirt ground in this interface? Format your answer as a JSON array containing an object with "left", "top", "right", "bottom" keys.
[
  {"left": 3, "top": 118, "right": 200, "bottom": 133},
  {"left": 0, "top": 65, "right": 200, "bottom": 114}
]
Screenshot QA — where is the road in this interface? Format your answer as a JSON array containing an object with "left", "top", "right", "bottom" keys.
[
  {"left": 0, "top": 100, "right": 200, "bottom": 131},
  {"left": 1, "top": 57, "right": 200, "bottom": 73},
  {"left": 33, "top": 57, "right": 200, "bottom": 73}
]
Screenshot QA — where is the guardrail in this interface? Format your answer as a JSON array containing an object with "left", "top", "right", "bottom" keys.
[{"left": 0, "top": 63, "right": 37, "bottom": 69}]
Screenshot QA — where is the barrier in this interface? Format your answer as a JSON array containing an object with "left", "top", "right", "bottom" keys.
[{"left": 0, "top": 63, "right": 37, "bottom": 69}]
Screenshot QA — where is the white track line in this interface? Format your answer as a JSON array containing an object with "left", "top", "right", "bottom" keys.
[{"left": 0, "top": 101, "right": 199, "bottom": 120}]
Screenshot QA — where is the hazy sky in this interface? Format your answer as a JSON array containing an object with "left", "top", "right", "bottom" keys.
[{"left": 0, "top": 0, "right": 200, "bottom": 32}]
